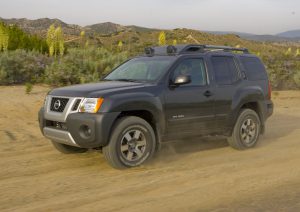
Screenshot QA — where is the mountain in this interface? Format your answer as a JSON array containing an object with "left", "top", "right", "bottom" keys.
[
  {"left": 238, "top": 34, "right": 298, "bottom": 42},
  {"left": 0, "top": 17, "right": 157, "bottom": 37},
  {"left": 204, "top": 31, "right": 254, "bottom": 37},
  {"left": 85, "top": 22, "right": 126, "bottom": 34},
  {"left": 84, "top": 22, "right": 157, "bottom": 34},
  {"left": 0, "top": 17, "right": 82, "bottom": 36},
  {"left": 0, "top": 17, "right": 299, "bottom": 42},
  {"left": 204, "top": 30, "right": 300, "bottom": 42},
  {"left": 276, "top": 29, "right": 300, "bottom": 38},
  {"left": 127, "top": 25, "right": 158, "bottom": 33}
]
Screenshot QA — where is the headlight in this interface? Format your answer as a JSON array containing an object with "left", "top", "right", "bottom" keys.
[
  {"left": 44, "top": 96, "right": 48, "bottom": 107},
  {"left": 79, "top": 98, "right": 104, "bottom": 113}
]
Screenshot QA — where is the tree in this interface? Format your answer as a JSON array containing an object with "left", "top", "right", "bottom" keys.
[
  {"left": 294, "top": 70, "right": 300, "bottom": 87},
  {"left": 55, "top": 26, "right": 64, "bottom": 56},
  {"left": 117, "top": 41, "right": 123, "bottom": 51},
  {"left": 285, "top": 47, "right": 292, "bottom": 56},
  {"left": 295, "top": 49, "right": 300, "bottom": 57},
  {"left": 158, "top": 31, "right": 166, "bottom": 46},
  {"left": 0, "top": 23, "right": 9, "bottom": 51},
  {"left": 1, "top": 23, "right": 47, "bottom": 53},
  {"left": 80, "top": 30, "right": 85, "bottom": 38},
  {"left": 80, "top": 30, "right": 86, "bottom": 48},
  {"left": 173, "top": 39, "right": 177, "bottom": 45},
  {"left": 46, "top": 24, "right": 64, "bottom": 57},
  {"left": 47, "top": 24, "right": 55, "bottom": 56}
]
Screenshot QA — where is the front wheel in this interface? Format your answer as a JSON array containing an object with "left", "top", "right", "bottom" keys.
[
  {"left": 103, "top": 116, "right": 156, "bottom": 169},
  {"left": 227, "top": 109, "right": 261, "bottom": 150}
]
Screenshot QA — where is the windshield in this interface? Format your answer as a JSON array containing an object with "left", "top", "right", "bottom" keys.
[{"left": 104, "top": 57, "right": 176, "bottom": 82}]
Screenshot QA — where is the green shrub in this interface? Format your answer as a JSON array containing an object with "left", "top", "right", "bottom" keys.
[
  {"left": 0, "top": 50, "right": 52, "bottom": 85},
  {"left": 45, "top": 47, "right": 127, "bottom": 85},
  {"left": 25, "top": 82, "right": 33, "bottom": 94},
  {"left": 294, "top": 70, "right": 300, "bottom": 88}
]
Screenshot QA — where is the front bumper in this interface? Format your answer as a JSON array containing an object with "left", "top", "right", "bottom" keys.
[
  {"left": 39, "top": 107, "right": 119, "bottom": 148},
  {"left": 43, "top": 127, "right": 79, "bottom": 147}
]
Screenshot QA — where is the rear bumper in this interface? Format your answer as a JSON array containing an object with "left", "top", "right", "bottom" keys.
[
  {"left": 264, "top": 100, "right": 273, "bottom": 119},
  {"left": 39, "top": 107, "right": 119, "bottom": 148}
]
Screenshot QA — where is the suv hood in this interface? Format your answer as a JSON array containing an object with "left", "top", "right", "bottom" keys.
[{"left": 49, "top": 81, "right": 145, "bottom": 97}]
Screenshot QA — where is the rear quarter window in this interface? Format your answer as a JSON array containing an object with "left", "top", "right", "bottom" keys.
[{"left": 240, "top": 56, "right": 267, "bottom": 80}]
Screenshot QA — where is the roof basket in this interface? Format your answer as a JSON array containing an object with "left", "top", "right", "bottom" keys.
[
  {"left": 166, "top": 45, "right": 177, "bottom": 54},
  {"left": 180, "top": 45, "right": 249, "bottom": 54},
  {"left": 145, "top": 47, "right": 155, "bottom": 56},
  {"left": 205, "top": 45, "right": 249, "bottom": 53},
  {"left": 144, "top": 44, "right": 249, "bottom": 56}
]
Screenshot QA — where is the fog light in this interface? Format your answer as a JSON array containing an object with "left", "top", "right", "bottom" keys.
[{"left": 80, "top": 125, "right": 92, "bottom": 138}]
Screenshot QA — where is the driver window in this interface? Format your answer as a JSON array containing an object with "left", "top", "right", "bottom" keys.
[{"left": 172, "top": 58, "right": 207, "bottom": 86}]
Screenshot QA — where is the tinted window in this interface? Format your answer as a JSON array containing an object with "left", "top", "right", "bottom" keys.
[
  {"left": 240, "top": 56, "right": 267, "bottom": 80},
  {"left": 173, "top": 58, "right": 207, "bottom": 86},
  {"left": 211, "top": 56, "right": 239, "bottom": 85}
]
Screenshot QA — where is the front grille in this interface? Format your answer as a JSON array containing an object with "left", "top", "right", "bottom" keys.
[
  {"left": 50, "top": 97, "right": 69, "bottom": 112},
  {"left": 72, "top": 99, "right": 81, "bottom": 111}
]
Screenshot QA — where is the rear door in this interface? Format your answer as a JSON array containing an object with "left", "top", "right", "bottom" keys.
[
  {"left": 209, "top": 55, "right": 242, "bottom": 133},
  {"left": 164, "top": 57, "right": 215, "bottom": 138}
]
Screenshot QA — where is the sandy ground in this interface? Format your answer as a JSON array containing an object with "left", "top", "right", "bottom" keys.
[{"left": 0, "top": 86, "right": 300, "bottom": 212}]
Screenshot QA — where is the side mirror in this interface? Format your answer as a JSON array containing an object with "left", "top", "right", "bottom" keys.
[{"left": 173, "top": 75, "right": 191, "bottom": 86}]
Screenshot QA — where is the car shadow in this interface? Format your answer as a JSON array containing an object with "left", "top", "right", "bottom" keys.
[{"left": 160, "top": 136, "right": 228, "bottom": 155}]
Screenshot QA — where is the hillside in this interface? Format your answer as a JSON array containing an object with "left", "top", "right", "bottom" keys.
[
  {"left": 0, "top": 17, "right": 157, "bottom": 37},
  {"left": 85, "top": 22, "right": 157, "bottom": 35},
  {"left": 205, "top": 30, "right": 300, "bottom": 42},
  {"left": 85, "top": 22, "right": 127, "bottom": 34},
  {"left": 277, "top": 29, "right": 300, "bottom": 38},
  {"left": 0, "top": 17, "right": 82, "bottom": 36},
  {"left": 1, "top": 17, "right": 299, "bottom": 42}
]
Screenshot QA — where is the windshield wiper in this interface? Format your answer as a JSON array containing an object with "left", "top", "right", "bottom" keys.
[{"left": 113, "top": 79, "right": 140, "bottom": 82}]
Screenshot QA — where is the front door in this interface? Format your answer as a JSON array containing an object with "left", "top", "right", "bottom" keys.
[{"left": 164, "top": 57, "right": 215, "bottom": 139}]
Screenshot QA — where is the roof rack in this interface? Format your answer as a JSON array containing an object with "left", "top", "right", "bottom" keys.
[
  {"left": 198, "top": 45, "right": 249, "bottom": 54},
  {"left": 144, "top": 44, "right": 249, "bottom": 56}
]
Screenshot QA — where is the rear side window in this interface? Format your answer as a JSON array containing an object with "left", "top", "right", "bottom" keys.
[
  {"left": 211, "top": 56, "right": 239, "bottom": 85},
  {"left": 240, "top": 56, "right": 267, "bottom": 80}
]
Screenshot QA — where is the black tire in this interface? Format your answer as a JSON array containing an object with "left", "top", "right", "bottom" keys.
[
  {"left": 103, "top": 116, "right": 156, "bottom": 169},
  {"left": 227, "top": 109, "right": 261, "bottom": 150},
  {"left": 51, "top": 140, "right": 88, "bottom": 154}
]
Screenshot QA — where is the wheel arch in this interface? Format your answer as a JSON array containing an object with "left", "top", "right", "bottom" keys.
[
  {"left": 106, "top": 109, "right": 163, "bottom": 150},
  {"left": 229, "top": 86, "right": 265, "bottom": 135}
]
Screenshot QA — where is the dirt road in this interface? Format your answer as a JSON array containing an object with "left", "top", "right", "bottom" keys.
[{"left": 1, "top": 86, "right": 300, "bottom": 212}]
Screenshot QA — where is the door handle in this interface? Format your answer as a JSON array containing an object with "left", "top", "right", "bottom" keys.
[{"left": 204, "top": 90, "right": 213, "bottom": 97}]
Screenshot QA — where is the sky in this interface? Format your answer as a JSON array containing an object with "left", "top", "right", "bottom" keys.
[{"left": 0, "top": 0, "right": 299, "bottom": 34}]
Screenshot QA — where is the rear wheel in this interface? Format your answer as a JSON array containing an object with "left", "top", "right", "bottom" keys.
[
  {"left": 103, "top": 116, "right": 156, "bottom": 169},
  {"left": 227, "top": 109, "right": 261, "bottom": 150},
  {"left": 51, "top": 140, "right": 88, "bottom": 154}
]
